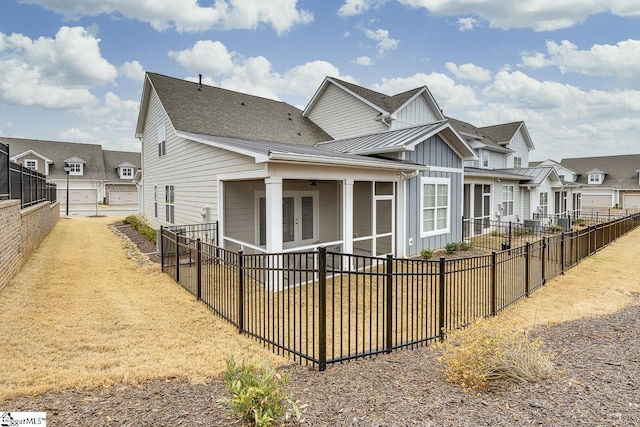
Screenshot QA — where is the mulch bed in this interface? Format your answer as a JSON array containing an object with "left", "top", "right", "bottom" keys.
[{"left": 3, "top": 223, "right": 639, "bottom": 426}]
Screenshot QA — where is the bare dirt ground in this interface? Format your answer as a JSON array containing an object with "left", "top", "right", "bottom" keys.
[{"left": 1, "top": 217, "right": 639, "bottom": 426}]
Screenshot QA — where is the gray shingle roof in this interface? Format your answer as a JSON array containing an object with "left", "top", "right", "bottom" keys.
[
  {"left": 146, "top": 72, "right": 331, "bottom": 146},
  {"left": 561, "top": 154, "right": 640, "bottom": 189},
  {"left": 2, "top": 137, "right": 107, "bottom": 180},
  {"left": 330, "top": 78, "right": 423, "bottom": 113},
  {"left": 103, "top": 150, "right": 141, "bottom": 182},
  {"left": 478, "top": 122, "right": 523, "bottom": 144}
]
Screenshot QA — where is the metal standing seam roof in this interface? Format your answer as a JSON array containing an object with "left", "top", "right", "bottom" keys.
[
  {"left": 144, "top": 72, "right": 332, "bottom": 147},
  {"left": 316, "top": 122, "right": 446, "bottom": 154},
  {"left": 496, "top": 167, "right": 557, "bottom": 186},
  {"left": 178, "top": 131, "right": 426, "bottom": 171}
]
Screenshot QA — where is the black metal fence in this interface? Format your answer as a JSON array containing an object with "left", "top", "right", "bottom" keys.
[
  {"left": 0, "top": 141, "right": 57, "bottom": 208},
  {"left": 160, "top": 212, "right": 640, "bottom": 371}
]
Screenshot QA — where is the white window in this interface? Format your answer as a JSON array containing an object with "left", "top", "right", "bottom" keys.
[
  {"left": 67, "top": 162, "right": 83, "bottom": 176},
  {"left": 420, "top": 177, "right": 450, "bottom": 237},
  {"left": 154, "top": 185, "right": 158, "bottom": 218},
  {"left": 120, "top": 167, "right": 133, "bottom": 179},
  {"left": 539, "top": 192, "right": 548, "bottom": 216},
  {"left": 588, "top": 174, "right": 602, "bottom": 184},
  {"left": 25, "top": 159, "right": 38, "bottom": 170},
  {"left": 157, "top": 124, "right": 166, "bottom": 157},
  {"left": 502, "top": 185, "right": 514, "bottom": 216},
  {"left": 165, "top": 185, "right": 174, "bottom": 224},
  {"left": 513, "top": 157, "right": 522, "bottom": 168},
  {"left": 482, "top": 151, "right": 489, "bottom": 168}
]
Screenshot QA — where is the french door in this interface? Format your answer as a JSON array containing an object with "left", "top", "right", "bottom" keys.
[{"left": 258, "top": 191, "right": 318, "bottom": 249}]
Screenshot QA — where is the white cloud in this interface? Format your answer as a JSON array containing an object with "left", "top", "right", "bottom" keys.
[
  {"left": 354, "top": 56, "right": 373, "bottom": 66},
  {"left": 457, "top": 17, "right": 476, "bottom": 31},
  {"left": 0, "top": 26, "right": 116, "bottom": 109},
  {"left": 120, "top": 60, "right": 145, "bottom": 81},
  {"left": 345, "top": 0, "right": 640, "bottom": 31},
  {"left": 169, "top": 41, "right": 235, "bottom": 77},
  {"left": 363, "top": 28, "right": 399, "bottom": 57},
  {"left": 172, "top": 40, "right": 354, "bottom": 105},
  {"left": 23, "top": 0, "right": 313, "bottom": 34},
  {"left": 445, "top": 62, "right": 492, "bottom": 82},
  {"left": 521, "top": 39, "right": 640, "bottom": 78},
  {"left": 370, "top": 72, "right": 482, "bottom": 111},
  {"left": 58, "top": 127, "right": 98, "bottom": 142}
]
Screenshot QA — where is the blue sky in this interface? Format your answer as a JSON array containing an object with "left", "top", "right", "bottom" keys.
[{"left": 0, "top": 0, "right": 639, "bottom": 161}]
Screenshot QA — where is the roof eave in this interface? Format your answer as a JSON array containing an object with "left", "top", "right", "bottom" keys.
[{"left": 268, "top": 152, "right": 427, "bottom": 172}]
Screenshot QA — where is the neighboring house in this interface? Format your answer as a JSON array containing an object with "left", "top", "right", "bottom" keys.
[
  {"left": 2, "top": 137, "right": 140, "bottom": 210},
  {"left": 559, "top": 154, "right": 640, "bottom": 210},
  {"left": 135, "top": 72, "right": 476, "bottom": 258}
]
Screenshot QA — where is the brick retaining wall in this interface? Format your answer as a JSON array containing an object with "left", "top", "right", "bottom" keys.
[{"left": 0, "top": 200, "right": 59, "bottom": 290}]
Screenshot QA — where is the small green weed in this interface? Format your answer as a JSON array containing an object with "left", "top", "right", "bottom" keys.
[
  {"left": 220, "top": 356, "right": 300, "bottom": 427},
  {"left": 445, "top": 242, "right": 460, "bottom": 252},
  {"left": 459, "top": 241, "right": 473, "bottom": 250},
  {"left": 420, "top": 249, "right": 434, "bottom": 259}
]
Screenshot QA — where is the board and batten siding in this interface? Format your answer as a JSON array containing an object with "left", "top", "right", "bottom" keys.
[
  {"left": 506, "top": 130, "right": 530, "bottom": 167},
  {"left": 391, "top": 95, "right": 439, "bottom": 129},
  {"left": 307, "top": 84, "right": 386, "bottom": 140},
  {"left": 404, "top": 135, "right": 463, "bottom": 255},
  {"left": 141, "top": 88, "right": 263, "bottom": 230}
]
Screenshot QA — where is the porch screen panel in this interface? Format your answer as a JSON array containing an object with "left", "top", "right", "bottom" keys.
[
  {"left": 376, "top": 199, "right": 392, "bottom": 234},
  {"left": 301, "top": 196, "right": 314, "bottom": 240},
  {"left": 283, "top": 196, "right": 294, "bottom": 243}
]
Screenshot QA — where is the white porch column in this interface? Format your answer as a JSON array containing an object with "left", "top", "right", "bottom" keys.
[
  {"left": 265, "top": 177, "right": 283, "bottom": 253},
  {"left": 342, "top": 179, "right": 354, "bottom": 256}
]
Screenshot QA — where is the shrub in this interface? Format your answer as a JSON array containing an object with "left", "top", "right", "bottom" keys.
[
  {"left": 420, "top": 249, "right": 434, "bottom": 259},
  {"left": 459, "top": 241, "right": 473, "bottom": 250},
  {"left": 220, "top": 356, "right": 300, "bottom": 427},
  {"left": 546, "top": 224, "right": 563, "bottom": 233},
  {"left": 123, "top": 215, "right": 157, "bottom": 243},
  {"left": 439, "top": 319, "right": 556, "bottom": 391},
  {"left": 490, "top": 230, "right": 502, "bottom": 237},
  {"left": 445, "top": 242, "right": 460, "bottom": 252},
  {"left": 513, "top": 226, "right": 531, "bottom": 236}
]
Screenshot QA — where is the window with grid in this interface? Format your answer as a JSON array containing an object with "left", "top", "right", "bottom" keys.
[
  {"left": 68, "top": 163, "right": 83, "bottom": 175},
  {"left": 513, "top": 156, "right": 522, "bottom": 168},
  {"left": 25, "top": 160, "right": 37, "bottom": 170},
  {"left": 421, "top": 177, "right": 450, "bottom": 237},
  {"left": 539, "top": 192, "right": 548, "bottom": 216},
  {"left": 165, "top": 185, "right": 174, "bottom": 224},
  {"left": 502, "top": 185, "right": 514, "bottom": 215},
  {"left": 157, "top": 124, "right": 166, "bottom": 157}
]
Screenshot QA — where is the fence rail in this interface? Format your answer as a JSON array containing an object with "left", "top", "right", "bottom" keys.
[
  {"left": 160, "top": 212, "right": 640, "bottom": 371},
  {"left": 0, "top": 141, "right": 57, "bottom": 208}
]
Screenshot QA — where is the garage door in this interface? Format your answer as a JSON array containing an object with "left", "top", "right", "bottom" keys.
[
  {"left": 108, "top": 190, "right": 138, "bottom": 205},
  {"left": 581, "top": 194, "right": 613, "bottom": 209},
  {"left": 623, "top": 194, "right": 640, "bottom": 209},
  {"left": 57, "top": 189, "right": 95, "bottom": 204}
]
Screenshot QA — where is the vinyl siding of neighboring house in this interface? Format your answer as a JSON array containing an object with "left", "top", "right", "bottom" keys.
[
  {"left": 140, "top": 88, "right": 263, "bottom": 229},
  {"left": 493, "top": 182, "right": 523, "bottom": 222},
  {"left": 392, "top": 95, "right": 439, "bottom": 129},
  {"left": 306, "top": 84, "right": 386, "bottom": 140},
  {"left": 405, "top": 134, "right": 463, "bottom": 255},
  {"left": 507, "top": 131, "right": 530, "bottom": 168},
  {"left": 487, "top": 150, "right": 506, "bottom": 169}
]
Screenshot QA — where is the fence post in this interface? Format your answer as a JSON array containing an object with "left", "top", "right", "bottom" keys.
[
  {"left": 491, "top": 251, "right": 497, "bottom": 315},
  {"left": 196, "top": 238, "right": 202, "bottom": 301},
  {"left": 541, "top": 237, "right": 546, "bottom": 286},
  {"left": 175, "top": 234, "right": 180, "bottom": 282},
  {"left": 560, "top": 232, "right": 565, "bottom": 275},
  {"left": 318, "top": 247, "right": 327, "bottom": 371},
  {"left": 508, "top": 221, "right": 512, "bottom": 248},
  {"left": 525, "top": 242, "right": 530, "bottom": 297},
  {"left": 215, "top": 220, "right": 220, "bottom": 263},
  {"left": 438, "top": 256, "right": 446, "bottom": 342},
  {"left": 386, "top": 254, "right": 393, "bottom": 353},
  {"left": 238, "top": 250, "right": 244, "bottom": 334},
  {"left": 160, "top": 226, "right": 165, "bottom": 272}
]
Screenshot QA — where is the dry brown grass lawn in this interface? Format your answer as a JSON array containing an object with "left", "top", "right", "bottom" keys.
[
  {"left": 1, "top": 217, "right": 639, "bottom": 402},
  {"left": 0, "top": 216, "right": 282, "bottom": 401}
]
